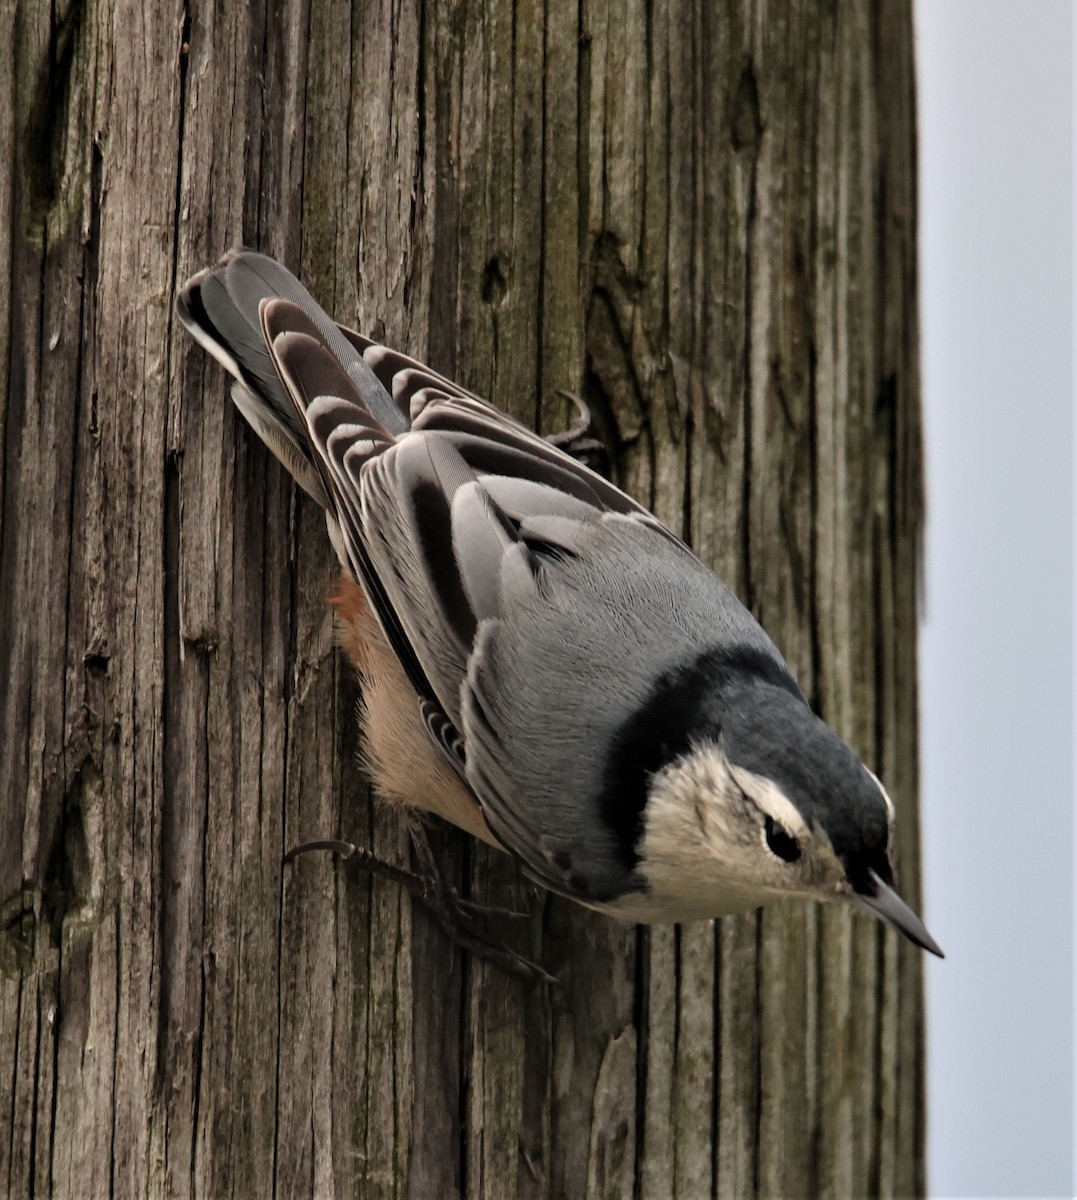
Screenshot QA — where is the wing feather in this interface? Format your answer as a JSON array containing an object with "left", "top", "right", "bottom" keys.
[{"left": 179, "top": 252, "right": 759, "bottom": 902}]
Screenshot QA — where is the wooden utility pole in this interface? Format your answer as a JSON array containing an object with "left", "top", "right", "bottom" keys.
[{"left": 1, "top": 1, "right": 925, "bottom": 1196}]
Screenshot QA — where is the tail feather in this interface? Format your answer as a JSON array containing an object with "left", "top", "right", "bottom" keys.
[
  {"left": 175, "top": 249, "right": 408, "bottom": 505},
  {"left": 227, "top": 380, "right": 330, "bottom": 506},
  {"left": 260, "top": 300, "right": 396, "bottom": 447},
  {"left": 226, "top": 253, "right": 409, "bottom": 436},
  {"left": 333, "top": 327, "right": 482, "bottom": 415}
]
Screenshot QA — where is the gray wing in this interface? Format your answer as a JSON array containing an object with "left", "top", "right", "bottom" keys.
[
  {"left": 223, "top": 275, "right": 778, "bottom": 903},
  {"left": 328, "top": 405, "right": 777, "bottom": 902},
  {"left": 456, "top": 512, "right": 781, "bottom": 902}
]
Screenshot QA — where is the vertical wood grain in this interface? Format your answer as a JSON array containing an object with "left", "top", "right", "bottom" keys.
[{"left": 0, "top": 0, "right": 926, "bottom": 1195}]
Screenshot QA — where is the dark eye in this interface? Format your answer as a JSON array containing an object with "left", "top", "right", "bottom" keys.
[{"left": 765, "top": 815, "right": 801, "bottom": 863}]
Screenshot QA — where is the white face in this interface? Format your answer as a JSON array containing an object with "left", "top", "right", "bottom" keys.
[{"left": 608, "top": 742, "right": 852, "bottom": 924}]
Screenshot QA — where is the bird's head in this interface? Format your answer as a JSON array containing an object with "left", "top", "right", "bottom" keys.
[{"left": 630, "top": 647, "right": 943, "bottom": 956}]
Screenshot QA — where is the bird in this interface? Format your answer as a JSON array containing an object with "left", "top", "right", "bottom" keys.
[{"left": 175, "top": 249, "right": 943, "bottom": 961}]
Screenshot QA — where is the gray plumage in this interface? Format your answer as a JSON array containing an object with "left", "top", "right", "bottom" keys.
[{"left": 175, "top": 249, "right": 942, "bottom": 957}]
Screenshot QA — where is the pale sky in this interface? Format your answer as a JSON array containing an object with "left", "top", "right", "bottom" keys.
[{"left": 916, "top": 2, "right": 1075, "bottom": 1196}]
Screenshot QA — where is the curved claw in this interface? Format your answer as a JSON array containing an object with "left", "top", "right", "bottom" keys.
[
  {"left": 283, "top": 837, "right": 356, "bottom": 864},
  {"left": 284, "top": 828, "right": 557, "bottom": 986},
  {"left": 551, "top": 389, "right": 593, "bottom": 436},
  {"left": 544, "top": 390, "right": 607, "bottom": 462}
]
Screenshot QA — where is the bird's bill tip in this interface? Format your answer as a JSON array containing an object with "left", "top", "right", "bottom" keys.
[{"left": 855, "top": 869, "right": 944, "bottom": 958}]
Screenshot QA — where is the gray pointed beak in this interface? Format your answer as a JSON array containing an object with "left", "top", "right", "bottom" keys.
[{"left": 854, "top": 869, "right": 944, "bottom": 958}]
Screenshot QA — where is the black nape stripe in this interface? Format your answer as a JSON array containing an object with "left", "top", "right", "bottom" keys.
[{"left": 595, "top": 643, "right": 798, "bottom": 873}]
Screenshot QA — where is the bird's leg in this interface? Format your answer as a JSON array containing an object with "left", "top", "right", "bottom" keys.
[
  {"left": 284, "top": 832, "right": 522, "bottom": 921},
  {"left": 283, "top": 827, "right": 557, "bottom": 986},
  {"left": 284, "top": 837, "right": 430, "bottom": 891},
  {"left": 543, "top": 390, "right": 607, "bottom": 461},
  {"left": 406, "top": 823, "right": 526, "bottom": 922},
  {"left": 406, "top": 825, "right": 557, "bottom": 985}
]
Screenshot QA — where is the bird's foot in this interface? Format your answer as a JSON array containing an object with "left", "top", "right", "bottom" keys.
[
  {"left": 284, "top": 828, "right": 556, "bottom": 986},
  {"left": 543, "top": 390, "right": 607, "bottom": 461}
]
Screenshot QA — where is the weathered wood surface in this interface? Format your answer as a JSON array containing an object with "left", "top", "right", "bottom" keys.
[{"left": 0, "top": 1, "right": 926, "bottom": 1196}]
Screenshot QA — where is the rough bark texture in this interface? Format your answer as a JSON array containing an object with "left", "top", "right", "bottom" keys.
[{"left": 0, "top": 1, "right": 925, "bottom": 1196}]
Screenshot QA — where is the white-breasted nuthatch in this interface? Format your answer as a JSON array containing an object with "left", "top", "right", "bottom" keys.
[{"left": 176, "top": 250, "right": 942, "bottom": 958}]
